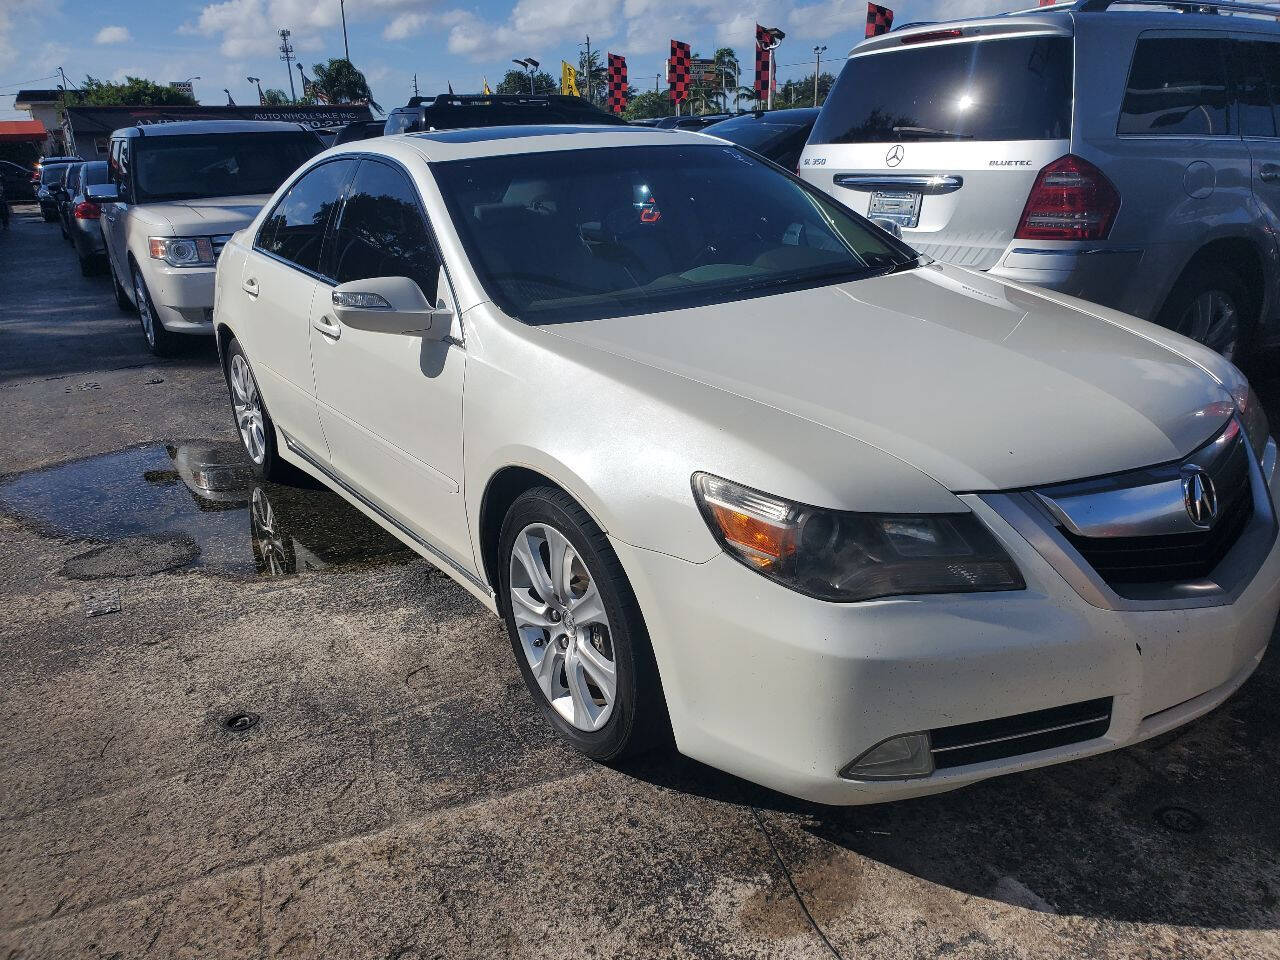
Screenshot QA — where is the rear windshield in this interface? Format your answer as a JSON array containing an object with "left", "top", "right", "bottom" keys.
[
  {"left": 132, "top": 132, "right": 321, "bottom": 202},
  {"left": 433, "top": 144, "right": 917, "bottom": 324},
  {"left": 810, "top": 36, "right": 1073, "bottom": 144},
  {"left": 81, "top": 161, "right": 110, "bottom": 187},
  {"left": 40, "top": 165, "right": 68, "bottom": 186},
  {"left": 713, "top": 114, "right": 816, "bottom": 158}
]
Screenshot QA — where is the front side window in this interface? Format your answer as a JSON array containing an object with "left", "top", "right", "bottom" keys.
[
  {"left": 433, "top": 144, "right": 916, "bottom": 324},
  {"left": 810, "top": 36, "right": 1073, "bottom": 145},
  {"left": 330, "top": 160, "right": 441, "bottom": 303},
  {"left": 256, "top": 159, "right": 354, "bottom": 274},
  {"left": 1118, "top": 37, "right": 1231, "bottom": 136},
  {"left": 131, "top": 132, "right": 322, "bottom": 203}
]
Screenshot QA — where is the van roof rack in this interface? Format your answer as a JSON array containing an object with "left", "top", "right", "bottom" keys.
[{"left": 1074, "top": 0, "right": 1280, "bottom": 15}]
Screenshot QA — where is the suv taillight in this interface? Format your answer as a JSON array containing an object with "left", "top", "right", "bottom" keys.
[
  {"left": 1015, "top": 154, "right": 1119, "bottom": 242},
  {"left": 73, "top": 200, "right": 100, "bottom": 220}
]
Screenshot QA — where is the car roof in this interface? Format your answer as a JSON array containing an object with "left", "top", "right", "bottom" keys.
[
  {"left": 371, "top": 125, "right": 712, "bottom": 162},
  {"left": 112, "top": 120, "right": 310, "bottom": 138},
  {"left": 715, "top": 108, "right": 820, "bottom": 126}
]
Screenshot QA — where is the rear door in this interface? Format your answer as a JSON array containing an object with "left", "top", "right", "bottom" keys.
[{"left": 799, "top": 31, "right": 1073, "bottom": 269}]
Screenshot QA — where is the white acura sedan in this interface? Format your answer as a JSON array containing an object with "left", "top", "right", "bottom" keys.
[{"left": 212, "top": 127, "right": 1280, "bottom": 804}]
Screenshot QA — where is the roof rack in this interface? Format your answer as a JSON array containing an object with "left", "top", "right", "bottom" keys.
[{"left": 1075, "top": 0, "right": 1280, "bottom": 14}]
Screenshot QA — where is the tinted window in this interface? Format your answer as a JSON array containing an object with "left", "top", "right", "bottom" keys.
[
  {"left": 132, "top": 132, "right": 321, "bottom": 202},
  {"left": 433, "top": 144, "right": 915, "bottom": 324},
  {"left": 80, "top": 161, "right": 110, "bottom": 188},
  {"left": 331, "top": 160, "right": 440, "bottom": 303},
  {"left": 41, "top": 165, "right": 68, "bottom": 186},
  {"left": 1118, "top": 37, "right": 1231, "bottom": 136},
  {"left": 1234, "top": 40, "right": 1280, "bottom": 138},
  {"left": 810, "top": 37, "right": 1073, "bottom": 144},
  {"left": 257, "top": 159, "right": 353, "bottom": 274},
  {"left": 713, "top": 111, "right": 818, "bottom": 168}
]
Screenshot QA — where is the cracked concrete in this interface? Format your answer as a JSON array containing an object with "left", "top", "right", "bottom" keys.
[{"left": 2, "top": 203, "right": 1280, "bottom": 959}]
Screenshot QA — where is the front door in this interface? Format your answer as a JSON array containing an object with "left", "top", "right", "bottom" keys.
[
  {"left": 1236, "top": 36, "right": 1280, "bottom": 326},
  {"left": 308, "top": 158, "right": 472, "bottom": 571}
]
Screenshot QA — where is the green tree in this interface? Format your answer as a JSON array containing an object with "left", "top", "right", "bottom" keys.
[
  {"left": 262, "top": 88, "right": 290, "bottom": 106},
  {"left": 622, "top": 88, "right": 673, "bottom": 120},
  {"left": 495, "top": 68, "right": 556, "bottom": 95},
  {"left": 773, "top": 72, "right": 836, "bottom": 108},
  {"left": 70, "top": 76, "right": 196, "bottom": 107},
  {"left": 311, "top": 58, "right": 380, "bottom": 110},
  {"left": 576, "top": 49, "right": 607, "bottom": 105}
]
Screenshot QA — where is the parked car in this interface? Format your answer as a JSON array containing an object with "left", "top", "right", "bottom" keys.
[
  {"left": 55, "top": 161, "right": 84, "bottom": 239},
  {"left": 0, "top": 160, "right": 36, "bottom": 202},
  {"left": 799, "top": 0, "right": 1280, "bottom": 361},
  {"left": 383, "top": 94, "right": 627, "bottom": 136},
  {"left": 35, "top": 163, "right": 70, "bottom": 222},
  {"left": 213, "top": 126, "right": 1279, "bottom": 805},
  {"left": 709, "top": 108, "right": 820, "bottom": 171},
  {"left": 87, "top": 120, "right": 323, "bottom": 356},
  {"left": 60, "top": 160, "right": 110, "bottom": 275},
  {"left": 332, "top": 119, "right": 387, "bottom": 146},
  {"left": 653, "top": 113, "right": 731, "bottom": 130}
]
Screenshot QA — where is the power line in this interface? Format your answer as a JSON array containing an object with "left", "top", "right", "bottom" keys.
[{"left": 0, "top": 73, "right": 60, "bottom": 92}]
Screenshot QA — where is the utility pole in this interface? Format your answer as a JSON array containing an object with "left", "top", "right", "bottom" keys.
[
  {"left": 279, "top": 29, "right": 297, "bottom": 102},
  {"left": 581, "top": 35, "right": 592, "bottom": 102},
  {"left": 339, "top": 0, "right": 350, "bottom": 60},
  {"left": 412, "top": 74, "right": 419, "bottom": 98},
  {"left": 812, "top": 45, "right": 827, "bottom": 107}
]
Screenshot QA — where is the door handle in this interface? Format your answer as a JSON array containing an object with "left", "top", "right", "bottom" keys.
[
  {"left": 241, "top": 277, "right": 259, "bottom": 296},
  {"left": 312, "top": 314, "right": 342, "bottom": 341},
  {"left": 1260, "top": 164, "right": 1280, "bottom": 183}
]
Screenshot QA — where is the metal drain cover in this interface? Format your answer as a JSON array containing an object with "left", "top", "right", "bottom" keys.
[{"left": 222, "top": 712, "right": 260, "bottom": 733}]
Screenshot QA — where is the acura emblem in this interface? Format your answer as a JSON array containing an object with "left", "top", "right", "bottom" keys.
[
  {"left": 1181, "top": 465, "right": 1218, "bottom": 527},
  {"left": 886, "top": 144, "right": 904, "bottom": 167}
]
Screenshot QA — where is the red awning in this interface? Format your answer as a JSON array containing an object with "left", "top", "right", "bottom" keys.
[{"left": 0, "top": 119, "right": 47, "bottom": 143}]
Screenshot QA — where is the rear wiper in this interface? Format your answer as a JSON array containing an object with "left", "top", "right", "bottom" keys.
[{"left": 891, "top": 125, "right": 973, "bottom": 140}]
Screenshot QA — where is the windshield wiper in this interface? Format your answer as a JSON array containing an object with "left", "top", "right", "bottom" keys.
[{"left": 891, "top": 125, "right": 973, "bottom": 140}]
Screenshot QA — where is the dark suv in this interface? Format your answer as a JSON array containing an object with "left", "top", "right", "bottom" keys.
[{"left": 383, "top": 94, "right": 626, "bottom": 135}]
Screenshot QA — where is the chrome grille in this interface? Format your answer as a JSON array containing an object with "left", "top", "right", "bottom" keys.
[{"left": 211, "top": 234, "right": 233, "bottom": 259}]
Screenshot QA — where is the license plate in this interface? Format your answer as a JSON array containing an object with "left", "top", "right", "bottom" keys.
[{"left": 868, "top": 190, "right": 922, "bottom": 229}]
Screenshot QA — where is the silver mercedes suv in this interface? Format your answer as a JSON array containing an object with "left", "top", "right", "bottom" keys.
[{"left": 799, "top": 0, "right": 1280, "bottom": 361}]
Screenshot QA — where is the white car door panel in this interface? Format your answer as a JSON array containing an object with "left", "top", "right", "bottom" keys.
[{"left": 307, "top": 159, "right": 472, "bottom": 570}]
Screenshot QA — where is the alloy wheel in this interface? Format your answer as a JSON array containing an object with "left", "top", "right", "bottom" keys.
[
  {"left": 133, "top": 271, "right": 156, "bottom": 347},
  {"left": 229, "top": 354, "right": 267, "bottom": 465},
  {"left": 508, "top": 522, "right": 617, "bottom": 731},
  {"left": 1176, "top": 289, "right": 1239, "bottom": 361},
  {"left": 250, "top": 487, "right": 288, "bottom": 576}
]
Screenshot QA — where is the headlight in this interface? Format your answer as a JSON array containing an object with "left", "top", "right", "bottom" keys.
[
  {"left": 148, "top": 236, "right": 215, "bottom": 267},
  {"left": 1226, "top": 365, "right": 1270, "bottom": 463},
  {"left": 691, "top": 472, "right": 1025, "bottom": 602}
]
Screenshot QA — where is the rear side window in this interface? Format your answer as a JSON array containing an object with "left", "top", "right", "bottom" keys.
[
  {"left": 256, "top": 159, "right": 354, "bottom": 275},
  {"left": 809, "top": 36, "right": 1073, "bottom": 144},
  {"left": 1118, "top": 37, "right": 1231, "bottom": 136},
  {"left": 330, "top": 160, "right": 441, "bottom": 303},
  {"left": 1233, "top": 39, "right": 1280, "bottom": 138}
]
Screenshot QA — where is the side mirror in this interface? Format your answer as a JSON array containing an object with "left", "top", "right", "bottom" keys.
[
  {"left": 85, "top": 183, "right": 119, "bottom": 203},
  {"left": 870, "top": 217, "right": 903, "bottom": 239},
  {"left": 330, "top": 276, "right": 452, "bottom": 339}
]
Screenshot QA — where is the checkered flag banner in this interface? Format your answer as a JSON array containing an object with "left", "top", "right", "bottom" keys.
[
  {"left": 866, "top": 2, "right": 894, "bottom": 37},
  {"left": 607, "top": 53, "right": 628, "bottom": 114},
  {"left": 669, "top": 39, "right": 691, "bottom": 104},
  {"left": 753, "top": 23, "right": 772, "bottom": 100}
]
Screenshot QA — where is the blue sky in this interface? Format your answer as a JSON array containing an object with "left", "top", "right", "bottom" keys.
[{"left": 1, "top": 0, "right": 1006, "bottom": 119}]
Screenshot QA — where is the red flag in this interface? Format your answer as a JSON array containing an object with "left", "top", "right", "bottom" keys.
[
  {"left": 668, "top": 39, "right": 691, "bottom": 104},
  {"left": 753, "top": 23, "right": 773, "bottom": 100},
  {"left": 607, "top": 53, "right": 628, "bottom": 115},
  {"left": 866, "top": 2, "right": 894, "bottom": 37}
]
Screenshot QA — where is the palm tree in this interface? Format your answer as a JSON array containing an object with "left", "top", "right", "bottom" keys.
[
  {"left": 713, "top": 47, "right": 741, "bottom": 111},
  {"left": 311, "top": 58, "right": 381, "bottom": 111},
  {"left": 577, "top": 49, "right": 608, "bottom": 105}
]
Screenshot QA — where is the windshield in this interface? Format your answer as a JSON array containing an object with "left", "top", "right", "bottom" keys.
[
  {"left": 433, "top": 144, "right": 917, "bottom": 324},
  {"left": 132, "top": 132, "right": 321, "bottom": 202},
  {"left": 810, "top": 36, "right": 1073, "bottom": 144}
]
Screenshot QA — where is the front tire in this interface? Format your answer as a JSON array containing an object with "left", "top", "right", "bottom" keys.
[
  {"left": 499, "top": 486, "right": 667, "bottom": 762},
  {"left": 225, "top": 339, "right": 288, "bottom": 482},
  {"left": 1156, "top": 261, "right": 1253, "bottom": 362},
  {"left": 131, "top": 263, "right": 179, "bottom": 358}
]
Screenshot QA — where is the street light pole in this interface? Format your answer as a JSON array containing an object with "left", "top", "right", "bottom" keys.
[
  {"left": 812, "top": 45, "right": 826, "bottom": 107},
  {"left": 339, "top": 0, "right": 350, "bottom": 61},
  {"left": 761, "top": 27, "right": 784, "bottom": 111}
]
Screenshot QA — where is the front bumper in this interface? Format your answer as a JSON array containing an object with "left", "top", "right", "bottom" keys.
[
  {"left": 614, "top": 450, "right": 1280, "bottom": 805},
  {"left": 141, "top": 262, "right": 216, "bottom": 335}
]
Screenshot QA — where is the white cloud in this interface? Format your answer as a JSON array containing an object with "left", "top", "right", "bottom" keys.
[
  {"left": 424, "top": 0, "right": 621, "bottom": 60},
  {"left": 94, "top": 25, "right": 132, "bottom": 44}
]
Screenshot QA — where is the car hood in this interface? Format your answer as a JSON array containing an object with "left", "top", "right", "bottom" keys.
[
  {"left": 540, "top": 262, "right": 1234, "bottom": 492},
  {"left": 143, "top": 195, "right": 270, "bottom": 235}
]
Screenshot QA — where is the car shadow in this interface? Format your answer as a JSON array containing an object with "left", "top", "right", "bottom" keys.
[{"left": 617, "top": 631, "right": 1280, "bottom": 930}]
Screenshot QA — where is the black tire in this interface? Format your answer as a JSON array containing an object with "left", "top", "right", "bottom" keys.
[
  {"left": 108, "top": 256, "right": 134, "bottom": 311},
  {"left": 78, "top": 252, "right": 97, "bottom": 277},
  {"left": 130, "top": 262, "right": 180, "bottom": 358},
  {"left": 1156, "top": 260, "right": 1255, "bottom": 362},
  {"left": 498, "top": 486, "right": 668, "bottom": 763},
  {"left": 224, "top": 338, "right": 289, "bottom": 483}
]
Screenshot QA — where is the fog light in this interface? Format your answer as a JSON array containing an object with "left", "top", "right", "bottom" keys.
[{"left": 840, "top": 732, "right": 934, "bottom": 780}]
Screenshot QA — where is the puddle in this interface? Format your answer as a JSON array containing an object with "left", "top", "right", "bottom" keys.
[{"left": 0, "top": 442, "right": 414, "bottom": 578}]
